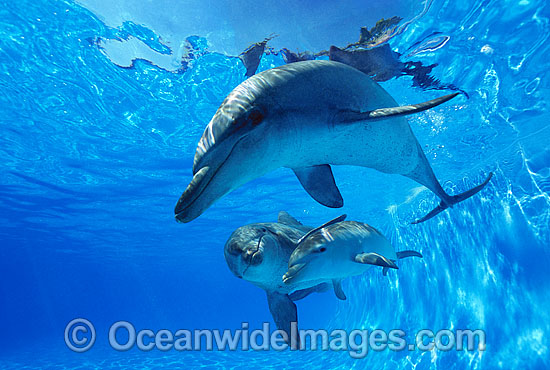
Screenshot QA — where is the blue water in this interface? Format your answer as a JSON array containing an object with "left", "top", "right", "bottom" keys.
[{"left": 1, "top": 0, "right": 549, "bottom": 369}]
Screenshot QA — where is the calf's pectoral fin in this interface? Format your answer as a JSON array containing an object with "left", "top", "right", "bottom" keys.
[
  {"left": 332, "top": 279, "right": 347, "bottom": 300},
  {"left": 336, "top": 93, "right": 459, "bottom": 123},
  {"left": 266, "top": 291, "right": 300, "bottom": 349},
  {"left": 292, "top": 165, "right": 343, "bottom": 208},
  {"left": 355, "top": 252, "right": 398, "bottom": 269}
]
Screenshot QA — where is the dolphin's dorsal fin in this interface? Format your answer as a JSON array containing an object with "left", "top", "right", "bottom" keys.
[
  {"left": 336, "top": 93, "right": 459, "bottom": 123},
  {"left": 332, "top": 279, "right": 347, "bottom": 300},
  {"left": 266, "top": 291, "right": 300, "bottom": 349},
  {"left": 292, "top": 165, "right": 344, "bottom": 208},
  {"left": 277, "top": 211, "right": 303, "bottom": 227},
  {"left": 296, "top": 214, "right": 347, "bottom": 245},
  {"left": 355, "top": 252, "right": 398, "bottom": 269}
]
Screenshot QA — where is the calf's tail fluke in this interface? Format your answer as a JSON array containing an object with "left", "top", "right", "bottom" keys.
[{"left": 412, "top": 172, "right": 494, "bottom": 224}]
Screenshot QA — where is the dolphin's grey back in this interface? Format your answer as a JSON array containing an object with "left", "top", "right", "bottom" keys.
[
  {"left": 301, "top": 220, "right": 397, "bottom": 260},
  {"left": 304, "top": 221, "right": 384, "bottom": 244},
  {"left": 246, "top": 60, "right": 395, "bottom": 111}
]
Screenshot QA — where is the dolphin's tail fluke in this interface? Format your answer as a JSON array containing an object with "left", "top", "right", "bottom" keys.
[{"left": 412, "top": 172, "right": 494, "bottom": 224}]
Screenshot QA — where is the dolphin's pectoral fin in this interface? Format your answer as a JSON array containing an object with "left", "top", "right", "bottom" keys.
[
  {"left": 266, "top": 291, "right": 300, "bottom": 349},
  {"left": 332, "top": 279, "right": 347, "bottom": 300},
  {"left": 382, "top": 250, "right": 423, "bottom": 276},
  {"left": 292, "top": 165, "right": 343, "bottom": 208},
  {"left": 289, "top": 282, "right": 331, "bottom": 301},
  {"left": 336, "top": 93, "right": 459, "bottom": 123},
  {"left": 412, "top": 172, "right": 493, "bottom": 224},
  {"left": 355, "top": 252, "right": 398, "bottom": 269}
]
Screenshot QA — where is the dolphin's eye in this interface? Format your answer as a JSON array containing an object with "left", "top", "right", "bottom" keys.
[
  {"left": 318, "top": 247, "right": 327, "bottom": 253},
  {"left": 259, "top": 227, "right": 267, "bottom": 233},
  {"left": 248, "top": 109, "right": 264, "bottom": 126}
]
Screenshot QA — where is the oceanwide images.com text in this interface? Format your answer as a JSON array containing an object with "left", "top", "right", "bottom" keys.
[{"left": 65, "top": 319, "right": 486, "bottom": 359}]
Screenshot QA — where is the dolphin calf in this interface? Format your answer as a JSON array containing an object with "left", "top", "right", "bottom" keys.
[
  {"left": 175, "top": 60, "right": 492, "bottom": 223},
  {"left": 283, "top": 215, "right": 422, "bottom": 295},
  {"left": 224, "top": 211, "right": 420, "bottom": 346}
]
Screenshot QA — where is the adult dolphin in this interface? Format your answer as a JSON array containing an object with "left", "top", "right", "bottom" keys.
[
  {"left": 224, "top": 211, "right": 324, "bottom": 348},
  {"left": 175, "top": 60, "right": 492, "bottom": 223}
]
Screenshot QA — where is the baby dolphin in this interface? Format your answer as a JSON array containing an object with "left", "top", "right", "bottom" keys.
[
  {"left": 175, "top": 60, "right": 492, "bottom": 223},
  {"left": 283, "top": 215, "right": 422, "bottom": 298}
]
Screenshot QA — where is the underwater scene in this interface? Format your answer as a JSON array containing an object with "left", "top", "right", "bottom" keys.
[{"left": 1, "top": 0, "right": 549, "bottom": 369}]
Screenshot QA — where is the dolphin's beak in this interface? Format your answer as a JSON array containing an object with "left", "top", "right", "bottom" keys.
[
  {"left": 174, "top": 166, "right": 212, "bottom": 223},
  {"left": 282, "top": 263, "right": 306, "bottom": 284}
]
